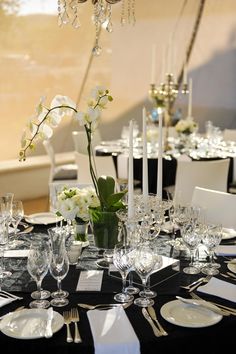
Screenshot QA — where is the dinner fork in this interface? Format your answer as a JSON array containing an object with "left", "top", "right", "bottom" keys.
[
  {"left": 63, "top": 311, "right": 73, "bottom": 343},
  {"left": 70, "top": 308, "right": 82, "bottom": 343},
  {"left": 77, "top": 302, "right": 132, "bottom": 310},
  {"left": 185, "top": 275, "right": 212, "bottom": 292},
  {"left": 0, "top": 290, "right": 23, "bottom": 300}
]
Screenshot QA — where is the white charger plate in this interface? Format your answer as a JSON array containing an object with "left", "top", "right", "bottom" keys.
[
  {"left": 0, "top": 308, "right": 64, "bottom": 339},
  {"left": 222, "top": 228, "right": 236, "bottom": 240},
  {"left": 25, "top": 212, "right": 63, "bottom": 225},
  {"left": 160, "top": 300, "right": 222, "bottom": 328}
]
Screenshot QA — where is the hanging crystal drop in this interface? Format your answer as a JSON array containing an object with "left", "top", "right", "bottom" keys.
[
  {"left": 92, "top": 45, "right": 102, "bottom": 56},
  {"left": 72, "top": 15, "right": 81, "bottom": 29},
  {"left": 106, "top": 21, "right": 113, "bottom": 33},
  {"left": 61, "top": 9, "right": 70, "bottom": 24}
]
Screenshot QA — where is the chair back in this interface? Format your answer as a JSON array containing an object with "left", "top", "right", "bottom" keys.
[
  {"left": 191, "top": 186, "right": 236, "bottom": 228},
  {"left": 174, "top": 158, "right": 230, "bottom": 205},
  {"left": 223, "top": 129, "right": 236, "bottom": 142},
  {"left": 74, "top": 151, "right": 117, "bottom": 185}
]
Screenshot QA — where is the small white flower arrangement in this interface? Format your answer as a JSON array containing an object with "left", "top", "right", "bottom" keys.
[
  {"left": 175, "top": 118, "right": 198, "bottom": 135},
  {"left": 56, "top": 186, "right": 100, "bottom": 222}
]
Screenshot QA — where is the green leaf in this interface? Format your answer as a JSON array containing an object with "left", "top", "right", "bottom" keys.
[{"left": 97, "top": 176, "right": 115, "bottom": 206}]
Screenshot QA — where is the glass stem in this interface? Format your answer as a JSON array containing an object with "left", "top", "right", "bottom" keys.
[
  {"left": 121, "top": 272, "right": 127, "bottom": 294},
  {"left": 57, "top": 278, "right": 62, "bottom": 293},
  {"left": 36, "top": 279, "right": 42, "bottom": 298}
]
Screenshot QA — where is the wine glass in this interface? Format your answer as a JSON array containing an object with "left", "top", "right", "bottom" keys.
[
  {"left": 181, "top": 222, "right": 202, "bottom": 274},
  {"left": 133, "top": 242, "right": 157, "bottom": 307},
  {"left": 9, "top": 200, "right": 24, "bottom": 248},
  {"left": 27, "top": 240, "right": 51, "bottom": 308},
  {"left": 113, "top": 243, "right": 135, "bottom": 303},
  {"left": 48, "top": 227, "right": 70, "bottom": 307},
  {"left": 201, "top": 223, "right": 223, "bottom": 275},
  {"left": 0, "top": 216, "right": 12, "bottom": 278}
]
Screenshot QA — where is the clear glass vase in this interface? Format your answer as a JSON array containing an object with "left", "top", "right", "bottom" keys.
[{"left": 73, "top": 220, "right": 89, "bottom": 242}]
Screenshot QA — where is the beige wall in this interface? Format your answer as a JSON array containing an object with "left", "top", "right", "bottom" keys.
[{"left": 0, "top": 0, "right": 236, "bottom": 163}]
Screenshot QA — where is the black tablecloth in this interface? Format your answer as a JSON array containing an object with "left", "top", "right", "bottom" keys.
[{"left": 0, "top": 224, "right": 235, "bottom": 353}]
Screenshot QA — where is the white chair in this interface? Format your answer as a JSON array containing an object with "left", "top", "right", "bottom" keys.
[
  {"left": 72, "top": 130, "right": 102, "bottom": 154},
  {"left": 43, "top": 139, "right": 77, "bottom": 183},
  {"left": 173, "top": 158, "right": 230, "bottom": 205},
  {"left": 191, "top": 186, "right": 236, "bottom": 229},
  {"left": 223, "top": 129, "right": 236, "bottom": 142},
  {"left": 74, "top": 151, "right": 117, "bottom": 185}
]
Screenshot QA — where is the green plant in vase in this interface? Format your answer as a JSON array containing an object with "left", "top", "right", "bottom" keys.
[{"left": 19, "top": 86, "right": 127, "bottom": 248}]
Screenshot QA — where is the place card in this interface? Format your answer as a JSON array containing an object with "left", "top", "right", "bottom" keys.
[
  {"left": 4, "top": 250, "right": 30, "bottom": 258},
  {"left": 76, "top": 270, "right": 103, "bottom": 292}
]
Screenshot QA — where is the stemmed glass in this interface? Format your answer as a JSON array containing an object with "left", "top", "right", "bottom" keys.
[
  {"left": 201, "top": 223, "right": 222, "bottom": 275},
  {"left": 0, "top": 216, "right": 12, "bottom": 278},
  {"left": 27, "top": 240, "right": 51, "bottom": 308},
  {"left": 181, "top": 222, "right": 202, "bottom": 274},
  {"left": 48, "top": 227, "right": 69, "bottom": 307},
  {"left": 133, "top": 242, "right": 158, "bottom": 307},
  {"left": 113, "top": 243, "right": 135, "bottom": 303},
  {"left": 9, "top": 200, "right": 24, "bottom": 248}
]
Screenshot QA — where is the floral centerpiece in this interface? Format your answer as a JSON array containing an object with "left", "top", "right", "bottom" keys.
[
  {"left": 19, "top": 86, "right": 127, "bottom": 248},
  {"left": 175, "top": 118, "right": 198, "bottom": 135},
  {"left": 56, "top": 185, "right": 99, "bottom": 241}
]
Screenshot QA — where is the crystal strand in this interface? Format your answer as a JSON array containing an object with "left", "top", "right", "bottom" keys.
[
  {"left": 127, "top": 0, "right": 131, "bottom": 24},
  {"left": 71, "top": 0, "right": 81, "bottom": 28},
  {"left": 131, "top": 0, "right": 136, "bottom": 26},
  {"left": 106, "top": 4, "right": 113, "bottom": 33},
  {"left": 57, "top": 0, "right": 63, "bottom": 27},
  {"left": 92, "top": 2, "right": 102, "bottom": 56},
  {"left": 61, "top": 0, "right": 70, "bottom": 25},
  {"left": 120, "top": 0, "right": 126, "bottom": 26}
]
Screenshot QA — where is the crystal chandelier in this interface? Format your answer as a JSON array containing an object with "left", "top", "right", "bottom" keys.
[{"left": 57, "top": 0, "right": 136, "bottom": 56}]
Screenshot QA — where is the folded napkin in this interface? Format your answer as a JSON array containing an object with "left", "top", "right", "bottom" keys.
[
  {"left": 4, "top": 250, "right": 29, "bottom": 258},
  {"left": 215, "top": 245, "right": 236, "bottom": 256},
  {"left": 87, "top": 307, "right": 140, "bottom": 354},
  {"left": 0, "top": 297, "right": 16, "bottom": 308},
  {"left": 198, "top": 277, "right": 236, "bottom": 303}
]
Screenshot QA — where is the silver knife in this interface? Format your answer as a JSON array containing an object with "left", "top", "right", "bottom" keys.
[
  {"left": 176, "top": 296, "right": 230, "bottom": 316},
  {"left": 142, "top": 308, "right": 161, "bottom": 337},
  {"left": 147, "top": 306, "right": 168, "bottom": 336},
  {"left": 45, "top": 307, "right": 53, "bottom": 338}
]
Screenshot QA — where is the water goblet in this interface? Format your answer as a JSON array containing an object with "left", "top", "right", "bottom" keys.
[
  {"left": 201, "top": 223, "right": 222, "bottom": 275},
  {"left": 133, "top": 242, "right": 157, "bottom": 307},
  {"left": 48, "top": 227, "right": 70, "bottom": 307},
  {"left": 9, "top": 200, "right": 24, "bottom": 248},
  {"left": 113, "top": 243, "right": 135, "bottom": 303},
  {"left": 181, "top": 222, "right": 202, "bottom": 274},
  {"left": 27, "top": 240, "right": 51, "bottom": 308}
]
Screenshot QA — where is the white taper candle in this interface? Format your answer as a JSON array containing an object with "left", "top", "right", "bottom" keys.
[
  {"left": 151, "top": 44, "right": 156, "bottom": 84},
  {"left": 157, "top": 109, "right": 163, "bottom": 199},
  {"left": 188, "top": 78, "right": 192, "bottom": 117},
  {"left": 142, "top": 107, "right": 148, "bottom": 200},
  {"left": 128, "top": 120, "right": 134, "bottom": 219}
]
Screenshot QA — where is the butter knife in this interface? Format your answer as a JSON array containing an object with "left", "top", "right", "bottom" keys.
[
  {"left": 176, "top": 296, "right": 230, "bottom": 316},
  {"left": 45, "top": 307, "right": 53, "bottom": 338},
  {"left": 147, "top": 306, "right": 168, "bottom": 336},
  {"left": 142, "top": 308, "right": 161, "bottom": 337}
]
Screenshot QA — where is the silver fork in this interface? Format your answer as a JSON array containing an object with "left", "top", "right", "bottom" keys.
[
  {"left": 70, "top": 308, "right": 82, "bottom": 343},
  {"left": 77, "top": 302, "right": 131, "bottom": 310},
  {"left": 63, "top": 311, "right": 73, "bottom": 343},
  {"left": 0, "top": 290, "right": 23, "bottom": 300},
  {"left": 190, "top": 292, "right": 236, "bottom": 315}
]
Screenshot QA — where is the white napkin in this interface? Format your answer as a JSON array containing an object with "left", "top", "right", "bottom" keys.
[
  {"left": 215, "top": 245, "right": 236, "bottom": 256},
  {"left": 0, "top": 297, "right": 16, "bottom": 308},
  {"left": 198, "top": 277, "right": 236, "bottom": 303},
  {"left": 87, "top": 307, "right": 140, "bottom": 354},
  {"left": 4, "top": 250, "right": 29, "bottom": 258}
]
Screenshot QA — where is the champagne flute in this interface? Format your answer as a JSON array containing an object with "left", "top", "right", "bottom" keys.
[
  {"left": 48, "top": 227, "right": 69, "bottom": 307},
  {"left": 27, "top": 240, "right": 51, "bottom": 308},
  {"left": 181, "top": 222, "right": 202, "bottom": 274}
]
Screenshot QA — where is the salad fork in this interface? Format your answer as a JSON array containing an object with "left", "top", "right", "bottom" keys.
[
  {"left": 77, "top": 302, "right": 132, "bottom": 310},
  {"left": 70, "top": 308, "right": 82, "bottom": 343},
  {"left": 180, "top": 275, "right": 211, "bottom": 291}
]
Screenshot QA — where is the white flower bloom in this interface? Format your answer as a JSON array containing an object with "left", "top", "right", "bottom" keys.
[
  {"left": 75, "top": 111, "right": 87, "bottom": 126},
  {"left": 86, "top": 107, "right": 101, "bottom": 123},
  {"left": 90, "top": 86, "right": 106, "bottom": 100},
  {"left": 48, "top": 110, "right": 62, "bottom": 127},
  {"left": 98, "top": 95, "right": 108, "bottom": 108},
  {"left": 50, "top": 95, "right": 76, "bottom": 115},
  {"left": 38, "top": 123, "right": 53, "bottom": 139}
]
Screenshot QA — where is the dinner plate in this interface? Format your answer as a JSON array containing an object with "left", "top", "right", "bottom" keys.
[
  {"left": 160, "top": 300, "right": 222, "bottom": 328},
  {"left": 222, "top": 228, "right": 236, "bottom": 240},
  {"left": 0, "top": 308, "right": 64, "bottom": 339},
  {"left": 227, "top": 262, "right": 236, "bottom": 274},
  {"left": 25, "top": 212, "right": 63, "bottom": 225}
]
